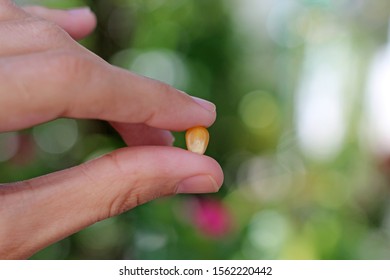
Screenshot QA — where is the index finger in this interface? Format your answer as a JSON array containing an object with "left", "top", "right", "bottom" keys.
[{"left": 0, "top": 52, "right": 216, "bottom": 132}]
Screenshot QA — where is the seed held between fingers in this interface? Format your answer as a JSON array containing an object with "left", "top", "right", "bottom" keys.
[{"left": 185, "top": 126, "right": 209, "bottom": 155}]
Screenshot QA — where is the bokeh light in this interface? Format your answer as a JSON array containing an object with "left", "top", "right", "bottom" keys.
[
  {"left": 130, "top": 49, "right": 189, "bottom": 89},
  {"left": 239, "top": 90, "right": 280, "bottom": 132},
  {"left": 246, "top": 210, "right": 290, "bottom": 259},
  {"left": 0, "top": 132, "right": 20, "bottom": 162},
  {"left": 33, "top": 119, "right": 78, "bottom": 154},
  {"left": 363, "top": 38, "right": 390, "bottom": 158}
]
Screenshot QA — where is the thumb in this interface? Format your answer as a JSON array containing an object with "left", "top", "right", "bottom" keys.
[
  {"left": 22, "top": 6, "right": 97, "bottom": 40},
  {"left": 0, "top": 146, "right": 223, "bottom": 259}
]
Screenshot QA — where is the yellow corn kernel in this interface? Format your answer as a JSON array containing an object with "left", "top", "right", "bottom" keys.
[{"left": 185, "top": 126, "right": 209, "bottom": 155}]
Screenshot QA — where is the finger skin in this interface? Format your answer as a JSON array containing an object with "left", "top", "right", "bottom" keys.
[
  {"left": 0, "top": 52, "right": 216, "bottom": 132},
  {"left": 0, "top": 6, "right": 95, "bottom": 56},
  {"left": 0, "top": 3, "right": 216, "bottom": 132},
  {"left": 110, "top": 122, "right": 175, "bottom": 146},
  {"left": 22, "top": 6, "right": 97, "bottom": 40},
  {"left": 0, "top": 17, "right": 73, "bottom": 57},
  {"left": 0, "top": 0, "right": 26, "bottom": 20},
  {"left": 0, "top": 147, "right": 224, "bottom": 259},
  {"left": 0, "top": 2, "right": 223, "bottom": 260}
]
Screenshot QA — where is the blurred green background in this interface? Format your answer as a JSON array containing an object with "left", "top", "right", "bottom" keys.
[{"left": 3, "top": 0, "right": 390, "bottom": 259}]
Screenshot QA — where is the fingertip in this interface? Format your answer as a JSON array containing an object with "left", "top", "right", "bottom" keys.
[
  {"left": 189, "top": 96, "right": 217, "bottom": 128},
  {"left": 67, "top": 7, "right": 93, "bottom": 16},
  {"left": 23, "top": 6, "right": 97, "bottom": 40},
  {"left": 110, "top": 146, "right": 224, "bottom": 191},
  {"left": 172, "top": 152, "right": 224, "bottom": 194},
  {"left": 191, "top": 96, "right": 216, "bottom": 114},
  {"left": 176, "top": 175, "right": 220, "bottom": 194},
  {"left": 65, "top": 7, "right": 97, "bottom": 39},
  {"left": 206, "top": 154, "right": 224, "bottom": 189}
]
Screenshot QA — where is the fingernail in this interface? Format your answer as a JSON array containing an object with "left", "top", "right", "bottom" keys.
[
  {"left": 68, "top": 7, "right": 92, "bottom": 16},
  {"left": 176, "top": 175, "right": 219, "bottom": 194},
  {"left": 191, "top": 97, "right": 216, "bottom": 113}
]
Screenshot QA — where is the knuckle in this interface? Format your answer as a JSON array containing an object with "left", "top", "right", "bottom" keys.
[
  {"left": 39, "top": 50, "right": 107, "bottom": 117},
  {"left": 142, "top": 81, "right": 175, "bottom": 125},
  {"left": 57, "top": 53, "right": 90, "bottom": 77},
  {"left": 45, "top": 51, "right": 95, "bottom": 84},
  {"left": 27, "top": 17, "right": 68, "bottom": 43},
  {"left": 107, "top": 191, "right": 141, "bottom": 219},
  {"left": 80, "top": 151, "right": 178, "bottom": 221},
  {"left": 98, "top": 153, "right": 141, "bottom": 218},
  {"left": 0, "top": 15, "right": 71, "bottom": 56},
  {"left": 0, "top": 1, "right": 25, "bottom": 20},
  {"left": 98, "top": 151, "right": 173, "bottom": 219},
  {"left": 155, "top": 80, "right": 175, "bottom": 97}
]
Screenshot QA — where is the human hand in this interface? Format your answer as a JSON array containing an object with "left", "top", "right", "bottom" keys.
[{"left": 0, "top": 1, "right": 223, "bottom": 259}]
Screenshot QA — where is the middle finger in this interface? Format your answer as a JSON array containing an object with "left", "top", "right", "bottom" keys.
[{"left": 110, "top": 122, "right": 175, "bottom": 147}]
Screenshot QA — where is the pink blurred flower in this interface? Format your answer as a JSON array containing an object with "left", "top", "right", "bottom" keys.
[{"left": 190, "top": 197, "right": 233, "bottom": 238}]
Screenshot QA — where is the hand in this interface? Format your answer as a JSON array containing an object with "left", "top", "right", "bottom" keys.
[{"left": 0, "top": 1, "right": 223, "bottom": 259}]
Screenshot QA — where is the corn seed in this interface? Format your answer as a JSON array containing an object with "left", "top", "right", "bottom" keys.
[{"left": 185, "top": 126, "right": 209, "bottom": 155}]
